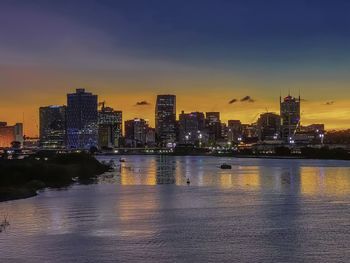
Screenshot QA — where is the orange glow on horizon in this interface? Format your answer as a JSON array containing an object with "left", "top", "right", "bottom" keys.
[{"left": 1, "top": 92, "right": 350, "bottom": 137}]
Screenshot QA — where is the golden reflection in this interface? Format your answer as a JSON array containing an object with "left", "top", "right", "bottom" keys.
[
  {"left": 300, "top": 167, "right": 350, "bottom": 196},
  {"left": 218, "top": 172, "right": 233, "bottom": 188},
  {"left": 236, "top": 167, "right": 261, "bottom": 190},
  {"left": 120, "top": 158, "right": 157, "bottom": 185}
]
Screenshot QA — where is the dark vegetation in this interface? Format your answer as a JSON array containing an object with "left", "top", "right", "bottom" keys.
[
  {"left": 0, "top": 153, "right": 109, "bottom": 202},
  {"left": 300, "top": 147, "right": 350, "bottom": 160}
]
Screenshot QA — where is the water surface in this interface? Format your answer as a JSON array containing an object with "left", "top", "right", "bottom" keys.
[{"left": 1, "top": 156, "right": 350, "bottom": 262}]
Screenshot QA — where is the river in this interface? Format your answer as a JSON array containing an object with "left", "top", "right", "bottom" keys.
[{"left": 1, "top": 156, "right": 350, "bottom": 262}]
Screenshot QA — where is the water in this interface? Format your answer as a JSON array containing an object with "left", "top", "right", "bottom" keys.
[{"left": 1, "top": 156, "right": 350, "bottom": 262}]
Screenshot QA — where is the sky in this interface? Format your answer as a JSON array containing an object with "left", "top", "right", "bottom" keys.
[{"left": 1, "top": 0, "right": 350, "bottom": 136}]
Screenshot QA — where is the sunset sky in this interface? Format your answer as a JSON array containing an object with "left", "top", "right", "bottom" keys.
[{"left": 1, "top": 0, "right": 350, "bottom": 136}]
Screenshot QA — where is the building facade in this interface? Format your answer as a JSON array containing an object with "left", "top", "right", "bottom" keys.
[
  {"left": 124, "top": 118, "right": 149, "bottom": 147},
  {"left": 66, "top": 88, "right": 98, "bottom": 149},
  {"left": 227, "top": 120, "right": 242, "bottom": 143},
  {"left": 39, "top": 106, "right": 66, "bottom": 149},
  {"left": 0, "top": 122, "right": 23, "bottom": 148},
  {"left": 257, "top": 112, "right": 281, "bottom": 141},
  {"left": 98, "top": 105, "right": 122, "bottom": 148},
  {"left": 280, "top": 95, "right": 301, "bottom": 143},
  {"left": 178, "top": 111, "right": 206, "bottom": 144},
  {"left": 155, "top": 95, "right": 176, "bottom": 146},
  {"left": 205, "top": 112, "right": 222, "bottom": 143}
]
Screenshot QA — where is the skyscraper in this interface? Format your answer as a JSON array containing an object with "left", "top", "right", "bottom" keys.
[
  {"left": 178, "top": 111, "right": 206, "bottom": 144},
  {"left": 66, "top": 88, "right": 98, "bottom": 149},
  {"left": 39, "top": 105, "right": 66, "bottom": 149},
  {"left": 227, "top": 120, "right": 242, "bottom": 143},
  {"left": 257, "top": 112, "right": 281, "bottom": 141},
  {"left": 155, "top": 95, "right": 176, "bottom": 146},
  {"left": 280, "top": 94, "right": 301, "bottom": 143},
  {"left": 205, "top": 112, "right": 222, "bottom": 143},
  {"left": 98, "top": 105, "right": 122, "bottom": 148},
  {"left": 124, "top": 118, "right": 148, "bottom": 147}
]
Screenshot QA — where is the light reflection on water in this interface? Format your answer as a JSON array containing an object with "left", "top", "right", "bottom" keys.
[
  {"left": 0, "top": 156, "right": 350, "bottom": 263},
  {"left": 109, "top": 155, "right": 350, "bottom": 197}
]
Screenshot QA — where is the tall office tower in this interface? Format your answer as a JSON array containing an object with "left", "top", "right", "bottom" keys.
[
  {"left": 0, "top": 122, "right": 24, "bottom": 148},
  {"left": 66, "top": 88, "right": 98, "bottom": 149},
  {"left": 98, "top": 104, "right": 122, "bottom": 148},
  {"left": 155, "top": 95, "right": 176, "bottom": 146},
  {"left": 124, "top": 118, "right": 148, "bottom": 147},
  {"left": 39, "top": 106, "right": 66, "bottom": 149},
  {"left": 205, "top": 112, "right": 222, "bottom": 143},
  {"left": 178, "top": 111, "right": 206, "bottom": 144},
  {"left": 280, "top": 94, "right": 301, "bottom": 143},
  {"left": 227, "top": 120, "right": 242, "bottom": 143},
  {"left": 257, "top": 112, "right": 281, "bottom": 141}
]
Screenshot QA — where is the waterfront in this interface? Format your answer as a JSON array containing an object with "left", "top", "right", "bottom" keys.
[{"left": 1, "top": 156, "right": 350, "bottom": 262}]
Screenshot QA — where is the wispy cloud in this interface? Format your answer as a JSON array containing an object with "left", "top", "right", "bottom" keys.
[
  {"left": 240, "top": 96, "right": 255, "bottom": 102},
  {"left": 228, "top": 98, "right": 237, "bottom": 104},
  {"left": 324, "top": 101, "right": 335, "bottom": 106},
  {"left": 135, "top": 100, "right": 151, "bottom": 106}
]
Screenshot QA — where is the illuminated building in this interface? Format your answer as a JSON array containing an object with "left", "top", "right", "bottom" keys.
[
  {"left": 0, "top": 122, "right": 23, "bottom": 148},
  {"left": 39, "top": 105, "right": 66, "bottom": 149},
  {"left": 98, "top": 104, "right": 122, "bottom": 148},
  {"left": 205, "top": 112, "right": 222, "bottom": 143},
  {"left": 280, "top": 94, "right": 301, "bottom": 143},
  {"left": 227, "top": 120, "right": 242, "bottom": 143},
  {"left": 178, "top": 111, "right": 206, "bottom": 144},
  {"left": 155, "top": 95, "right": 176, "bottom": 146},
  {"left": 66, "top": 88, "right": 98, "bottom": 149},
  {"left": 124, "top": 118, "right": 149, "bottom": 147},
  {"left": 257, "top": 112, "right": 281, "bottom": 141}
]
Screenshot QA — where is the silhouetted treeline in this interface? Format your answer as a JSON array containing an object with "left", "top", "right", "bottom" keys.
[
  {"left": 300, "top": 147, "right": 350, "bottom": 160},
  {"left": 0, "top": 153, "right": 109, "bottom": 201}
]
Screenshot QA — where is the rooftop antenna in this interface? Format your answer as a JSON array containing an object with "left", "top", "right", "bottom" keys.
[
  {"left": 22, "top": 112, "right": 25, "bottom": 135},
  {"left": 279, "top": 89, "right": 282, "bottom": 103}
]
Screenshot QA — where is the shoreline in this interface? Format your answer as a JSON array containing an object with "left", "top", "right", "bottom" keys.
[
  {"left": 97, "top": 152, "right": 350, "bottom": 161},
  {"left": 0, "top": 153, "right": 110, "bottom": 203}
]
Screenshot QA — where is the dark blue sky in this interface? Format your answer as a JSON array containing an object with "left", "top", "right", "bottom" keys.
[
  {"left": 1, "top": 0, "right": 350, "bottom": 133},
  {"left": 3, "top": 0, "right": 350, "bottom": 63}
]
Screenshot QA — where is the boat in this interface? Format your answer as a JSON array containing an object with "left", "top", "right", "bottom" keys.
[
  {"left": 119, "top": 158, "right": 126, "bottom": 162},
  {"left": 220, "top": 163, "right": 232, "bottom": 169},
  {"left": 186, "top": 178, "right": 191, "bottom": 185}
]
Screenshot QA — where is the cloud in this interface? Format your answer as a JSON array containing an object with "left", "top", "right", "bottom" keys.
[
  {"left": 240, "top": 96, "right": 255, "bottom": 102},
  {"left": 228, "top": 98, "right": 237, "bottom": 104},
  {"left": 324, "top": 101, "right": 335, "bottom": 106},
  {"left": 135, "top": 100, "right": 151, "bottom": 106}
]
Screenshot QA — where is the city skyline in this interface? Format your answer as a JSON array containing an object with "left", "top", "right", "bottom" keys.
[
  {"left": 0, "top": 89, "right": 342, "bottom": 137},
  {"left": 1, "top": 0, "right": 350, "bottom": 136}
]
